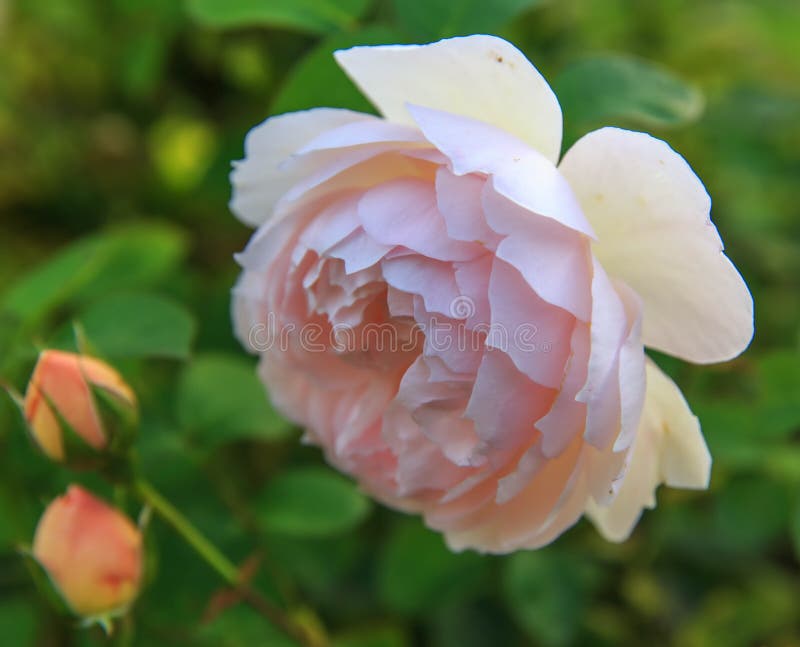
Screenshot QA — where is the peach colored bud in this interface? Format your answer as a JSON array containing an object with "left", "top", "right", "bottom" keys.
[
  {"left": 32, "top": 485, "right": 143, "bottom": 617},
  {"left": 23, "top": 350, "right": 137, "bottom": 462}
]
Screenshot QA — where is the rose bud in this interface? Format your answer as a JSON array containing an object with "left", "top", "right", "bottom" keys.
[
  {"left": 23, "top": 350, "right": 137, "bottom": 465},
  {"left": 230, "top": 35, "right": 753, "bottom": 552},
  {"left": 32, "top": 485, "right": 143, "bottom": 618}
]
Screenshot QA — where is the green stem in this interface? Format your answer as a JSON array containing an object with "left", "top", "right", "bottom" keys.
[
  {"left": 135, "top": 479, "right": 238, "bottom": 584},
  {"left": 133, "top": 479, "right": 320, "bottom": 647}
]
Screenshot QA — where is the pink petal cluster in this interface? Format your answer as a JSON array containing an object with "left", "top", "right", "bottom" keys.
[{"left": 231, "top": 36, "right": 753, "bottom": 552}]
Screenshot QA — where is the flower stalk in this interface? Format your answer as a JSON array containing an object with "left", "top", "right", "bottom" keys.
[{"left": 133, "top": 479, "right": 321, "bottom": 647}]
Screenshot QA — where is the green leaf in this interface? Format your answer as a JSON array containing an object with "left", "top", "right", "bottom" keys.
[
  {"left": 391, "top": 0, "right": 545, "bottom": 40},
  {"left": 185, "top": 0, "right": 371, "bottom": 34},
  {"left": 271, "top": 26, "right": 404, "bottom": 115},
  {"left": 177, "top": 354, "right": 290, "bottom": 446},
  {"left": 757, "top": 349, "right": 800, "bottom": 409},
  {"left": 431, "top": 598, "right": 518, "bottom": 647},
  {"left": 68, "top": 292, "right": 196, "bottom": 359},
  {"left": 696, "top": 350, "right": 800, "bottom": 481},
  {"left": 196, "top": 604, "right": 299, "bottom": 647},
  {"left": 555, "top": 55, "right": 704, "bottom": 130},
  {"left": 0, "top": 596, "right": 37, "bottom": 646},
  {"left": 177, "top": 354, "right": 291, "bottom": 446},
  {"left": 377, "top": 519, "right": 486, "bottom": 616},
  {"left": 503, "top": 549, "right": 600, "bottom": 647},
  {"left": 255, "top": 467, "right": 370, "bottom": 537},
  {"left": 334, "top": 625, "right": 409, "bottom": 647},
  {"left": 2, "top": 223, "right": 186, "bottom": 326},
  {"left": 19, "top": 547, "right": 73, "bottom": 617},
  {"left": 265, "top": 533, "right": 361, "bottom": 595},
  {"left": 792, "top": 497, "right": 800, "bottom": 563},
  {"left": 712, "top": 476, "right": 789, "bottom": 554}
]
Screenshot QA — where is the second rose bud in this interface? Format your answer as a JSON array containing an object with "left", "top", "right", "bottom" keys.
[{"left": 32, "top": 485, "right": 144, "bottom": 620}]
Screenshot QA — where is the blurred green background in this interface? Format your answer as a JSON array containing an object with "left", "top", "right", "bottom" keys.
[{"left": 1, "top": 0, "right": 799, "bottom": 645}]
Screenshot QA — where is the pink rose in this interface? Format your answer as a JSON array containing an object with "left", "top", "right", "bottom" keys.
[
  {"left": 33, "top": 485, "right": 143, "bottom": 617},
  {"left": 231, "top": 36, "right": 752, "bottom": 552}
]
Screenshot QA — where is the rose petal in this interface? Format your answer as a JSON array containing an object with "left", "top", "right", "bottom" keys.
[
  {"left": 586, "top": 358, "right": 711, "bottom": 541},
  {"left": 381, "top": 255, "right": 461, "bottom": 316},
  {"left": 296, "top": 119, "right": 424, "bottom": 154},
  {"left": 435, "top": 168, "right": 502, "bottom": 248},
  {"left": 466, "top": 349, "right": 555, "bottom": 452},
  {"left": 334, "top": 35, "right": 562, "bottom": 162},
  {"left": 408, "top": 105, "right": 593, "bottom": 237},
  {"left": 482, "top": 183, "right": 592, "bottom": 320},
  {"left": 230, "top": 109, "right": 373, "bottom": 227},
  {"left": 487, "top": 259, "right": 574, "bottom": 389},
  {"left": 559, "top": 127, "right": 753, "bottom": 363},
  {"left": 358, "top": 177, "right": 482, "bottom": 262}
]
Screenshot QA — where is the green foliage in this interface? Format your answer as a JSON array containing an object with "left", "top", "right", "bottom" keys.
[
  {"left": 186, "top": 0, "right": 372, "bottom": 33},
  {"left": 255, "top": 467, "right": 371, "bottom": 537},
  {"left": 271, "top": 26, "right": 403, "bottom": 115},
  {"left": 197, "top": 605, "right": 300, "bottom": 646},
  {"left": 391, "top": 0, "right": 545, "bottom": 40},
  {"left": 377, "top": 520, "right": 486, "bottom": 616},
  {"left": 697, "top": 350, "right": 800, "bottom": 483},
  {"left": 712, "top": 476, "right": 790, "bottom": 554},
  {"left": 0, "top": 597, "right": 36, "bottom": 646},
  {"left": 65, "top": 292, "right": 196, "bottom": 359},
  {"left": 555, "top": 54, "right": 704, "bottom": 131},
  {"left": 1, "top": 0, "right": 799, "bottom": 645},
  {"left": 503, "top": 549, "right": 601, "bottom": 646},
  {"left": 334, "top": 625, "right": 408, "bottom": 647},
  {"left": 177, "top": 353, "right": 292, "bottom": 446},
  {"left": 792, "top": 498, "right": 800, "bottom": 561},
  {"left": 1, "top": 224, "right": 187, "bottom": 328}
]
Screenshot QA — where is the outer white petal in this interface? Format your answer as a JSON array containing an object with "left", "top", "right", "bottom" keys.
[
  {"left": 334, "top": 35, "right": 563, "bottom": 163},
  {"left": 559, "top": 127, "right": 753, "bottom": 364},
  {"left": 230, "top": 108, "right": 374, "bottom": 227},
  {"left": 586, "top": 358, "right": 711, "bottom": 542}
]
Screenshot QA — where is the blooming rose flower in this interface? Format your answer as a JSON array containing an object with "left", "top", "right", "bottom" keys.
[
  {"left": 230, "top": 36, "right": 752, "bottom": 552},
  {"left": 23, "top": 350, "right": 137, "bottom": 464},
  {"left": 33, "top": 485, "right": 143, "bottom": 617}
]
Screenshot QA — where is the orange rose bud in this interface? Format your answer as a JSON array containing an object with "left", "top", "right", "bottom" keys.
[
  {"left": 23, "top": 350, "right": 137, "bottom": 464},
  {"left": 32, "top": 485, "right": 144, "bottom": 618}
]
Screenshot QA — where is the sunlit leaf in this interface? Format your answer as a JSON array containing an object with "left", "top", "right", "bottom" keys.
[
  {"left": 149, "top": 116, "right": 218, "bottom": 192},
  {"left": 255, "top": 468, "right": 370, "bottom": 537}
]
